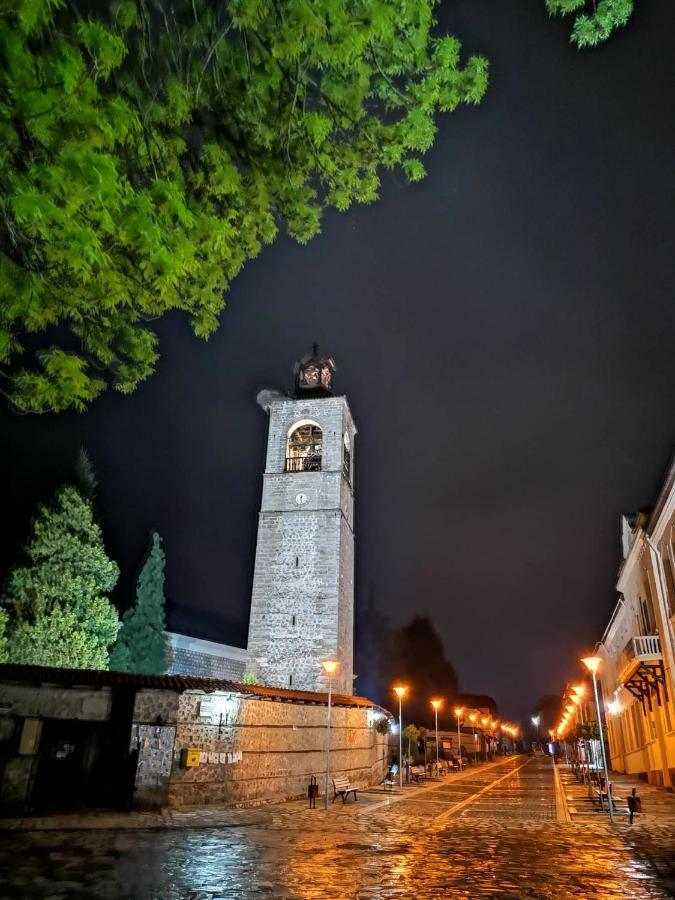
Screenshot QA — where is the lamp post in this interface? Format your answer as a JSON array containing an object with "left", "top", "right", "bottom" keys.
[
  {"left": 581, "top": 656, "right": 615, "bottom": 824},
  {"left": 480, "top": 717, "right": 489, "bottom": 760},
  {"left": 469, "top": 713, "right": 477, "bottom": 762},
  {"left": 453, "top": 707, "right": 464, "bottom": 767},
  {"left": 431, "top": 699, "right": 442, "bottom": 771},
  {"left": 530, "top": 714, "right": 541, "bottom": 749},
  {"left": 393, "top": 686, "right": 407, "bottom": 788},
  {"left": 321, "top": 659, "right": 339, "bottom": 811}
]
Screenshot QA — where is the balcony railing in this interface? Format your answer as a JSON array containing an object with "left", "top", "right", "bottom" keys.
[
  {"left": 617, "top": 635, "right": 662, "bottom": 685},
  {"left": 626, "top": 634, "right": 661, "bottom": 662},
  {"left": 285, "top": 455, "right": 321, "bottom": 473}
]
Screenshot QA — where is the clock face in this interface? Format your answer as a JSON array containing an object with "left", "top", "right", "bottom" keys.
[{"left": 295, "top": 493, "right": 308, "bottom": 506}]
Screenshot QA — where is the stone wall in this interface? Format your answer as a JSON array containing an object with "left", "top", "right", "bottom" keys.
[
  {"left": 166, "top": 633, "right": 247, "bottom": 681},
  {"left": 132, "top": 688, "right": 388, "bottom": 808}
]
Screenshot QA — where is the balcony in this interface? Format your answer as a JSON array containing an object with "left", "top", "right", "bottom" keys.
[
  {"left": 285, "top": 455, "right": 321, "bottom": 473},
  {"left": 617, "top": 635, "right": 662, "bottom": 688}
]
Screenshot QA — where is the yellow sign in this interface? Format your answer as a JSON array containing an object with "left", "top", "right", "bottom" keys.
[{"left": 181, "top": 747, "right": 201, "bottom": 768}]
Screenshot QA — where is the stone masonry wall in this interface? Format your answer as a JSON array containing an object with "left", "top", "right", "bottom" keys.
[
  {"left": 167, "top": 646, "right": 246, "bottom": 681},
  {"left": 247, "top": 395, "right": 356, "bottom": 695},
  {"left": 133, "top": 689, "right": 388, "bottom": 808}
]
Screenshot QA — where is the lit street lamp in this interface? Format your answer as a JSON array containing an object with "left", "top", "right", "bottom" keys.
[
  {"left": 393, "top": 686, "right": 407, "bottom": 788},
  {"left": 454, "top": 707, "right": 464, "bottom": 766},
  {"left": 481, "top": 716, "right": 489, "bottom": 760},
  {"left": 431, "top": 699, "right": 442, "bottom": 770},
  {"left": 469, "top": 713, "right": 477, "bottom": 761},
  {"left": 321, "top": 659, "right": 340, "bottom": 811},
  {"left": 531, "top": 714, "right": 541, "bottom": 745},
  {"left": 581, "top": 656, "right": 615, "bottom": 825}
]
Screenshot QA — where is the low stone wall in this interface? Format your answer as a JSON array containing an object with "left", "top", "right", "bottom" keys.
[{"left": 132, "top": 689, "right": 389, "bottom": 808}]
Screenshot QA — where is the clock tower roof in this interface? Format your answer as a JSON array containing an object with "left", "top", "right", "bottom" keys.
[{"left": 293, "top": 344, "right": 335, "bottom": 399}]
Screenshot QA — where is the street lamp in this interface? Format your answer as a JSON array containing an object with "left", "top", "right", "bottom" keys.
[
  {"left": 581, "top": 656, "right": 615, "bottom": 824},
  {"left": 321, "top": 659, "right": 340, "bottom": 810},
  {"left": 469, "top": 713, "right": 477, "bottom": 762},
  {"left": 431, "top": 699, "right": 442, "bottom": 770},
  {"left": 453, "top": 706, "right": 464, "bottom": 766},
  {"left": 393, "top": 686, "right": 407, "bottom": 788},
  {"left": 481, "top": 716, "right": 489, "bottom": 761}
]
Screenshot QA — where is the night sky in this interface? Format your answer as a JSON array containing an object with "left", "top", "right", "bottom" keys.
[{"left": 1, "top": 1, "right": 674, "bottom": 718}]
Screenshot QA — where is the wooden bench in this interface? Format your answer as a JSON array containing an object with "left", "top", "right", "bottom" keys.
[
  {"left": 333, "top": 777, "right": 359, "bottom": 804},
  {"left": 410, "top": 765, "right": 426, "bottom": 783}
]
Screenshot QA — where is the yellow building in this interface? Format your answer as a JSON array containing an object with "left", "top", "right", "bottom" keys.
[{"left": 600, "top": 457, "right": 675, "bottom": 789}]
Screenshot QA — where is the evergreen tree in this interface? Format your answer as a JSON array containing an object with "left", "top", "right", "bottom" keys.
[
  {"left": 0, "top": 0, "right": 488, "bottom": 412},
  {"left": 1, "top": 486, "right": 120, "bottom": 668},
  {"left": 73, "top": 448, "right": 98, "bottom": 500},
  {"left": 109, "top": 532, "right": 169, "bottom": 674},
  {"left": 0, "top": 608, "right": 7, "bottom": 663},
  {"left": 389, "top": 616, "right": 460, "bottom": 727}
]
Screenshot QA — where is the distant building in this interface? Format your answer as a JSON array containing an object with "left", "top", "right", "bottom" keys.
[{"left": 599, "top": 455, "right": 675, "bottom": 789}]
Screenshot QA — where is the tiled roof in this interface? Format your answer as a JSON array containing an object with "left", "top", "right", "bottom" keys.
[{"left": 0, "top": 664, "right": 389, "bottom": 713}]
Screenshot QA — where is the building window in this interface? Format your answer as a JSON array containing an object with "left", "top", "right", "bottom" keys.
[
  {"left": 342, "top": 432, "right": 351, "bottom": 481},
  {"left": 291, "top": 615, "right": 296, "bottom": 627},
  {"left": 289, "top": 674, "right": 293, "bottom": 687},
  {"left": 286, "top": 422, "right": 322, "bottom": 472}
]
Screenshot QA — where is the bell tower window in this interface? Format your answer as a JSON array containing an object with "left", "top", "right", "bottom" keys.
[
  {"left": 286, "top": 422, "right": 322, "bottom": 472},
  {"left": 342, "top": 432, "right": 351, "bottom": 481}
]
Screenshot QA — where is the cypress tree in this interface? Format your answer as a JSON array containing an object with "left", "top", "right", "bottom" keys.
[
  {"left": 110, "top": 532, "right": 169, "bottom": 674},
  {"left": 0, "top": 608, "right": 7, "bottom": 663},
  {"left": 2, "top": 485, "right": 120, "bottom": 669}
]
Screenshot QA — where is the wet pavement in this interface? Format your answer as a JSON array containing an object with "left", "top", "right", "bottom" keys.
[{"left": 1, "top": 757, "right": 674, "bottom": 899}]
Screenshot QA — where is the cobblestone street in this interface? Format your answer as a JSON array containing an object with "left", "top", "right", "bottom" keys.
[{"left": 1, "top": 757, "right": 674, "bottom": 899}]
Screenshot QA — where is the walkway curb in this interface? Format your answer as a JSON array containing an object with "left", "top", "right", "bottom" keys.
[{"left": 553, "top": 761, "right": 572, "bottom": 823}]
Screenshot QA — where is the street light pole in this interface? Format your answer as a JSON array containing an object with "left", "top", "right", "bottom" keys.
[
  {"left": 469, "top": 713, "right": 477, "bottom": 763},
  {"left": 393, "top": 686, "right": 407, "bottom": 788},
  {"left": 582, "top": 657, "right": 615, "bottom": 825},
  {"left": 481, "top": 717, "right": 489, "bottom": 761},
  {"left": 431, "top": 699, "right": 442, "bottom": 771},
  {"left": 321, "top": 659, "right": 339, "bottom": 811},
  {"left": 453, "top": 707, "right": 464, "bottom": 767}
]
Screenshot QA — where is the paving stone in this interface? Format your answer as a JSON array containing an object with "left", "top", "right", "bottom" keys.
[{"left": 1, "top": 758, "right": 673, "bottom": 898}]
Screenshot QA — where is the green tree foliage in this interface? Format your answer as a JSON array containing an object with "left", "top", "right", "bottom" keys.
[
  {"left": 109, "top": 531, "right": 169, "bottom": 674},
  {"left": 0, "top": 608, "right": 8, "bottom": 663},
  {"left": 1, "top": 486, "right": 120, "bottom": 668},
  {"left": 0, "top": 0, "right": 488, "bottom": 413},
  {"left": 546, "top": 0, "right": 634, "bottom": 48}
]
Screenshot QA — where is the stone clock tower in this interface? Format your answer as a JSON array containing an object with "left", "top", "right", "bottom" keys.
[{"left": 246, "top": 348, "right": 356, "bottom": 695}]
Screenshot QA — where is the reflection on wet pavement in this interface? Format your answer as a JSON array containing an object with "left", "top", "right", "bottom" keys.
[{"left": 1, "top": 758, "right": 673, "bottom": 899}]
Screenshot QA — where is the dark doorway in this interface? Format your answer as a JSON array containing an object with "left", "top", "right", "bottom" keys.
[
  {"left": 31, "top": 688, "right": 138, "bottom": 813},
  {"left": 31, "top": 718, "right": 109, "bottom": 812}
]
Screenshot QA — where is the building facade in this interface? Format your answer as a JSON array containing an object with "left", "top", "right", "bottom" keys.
[
  {"left": 246, "top": 349, "right": 356, "bottom": 694},
  {"left": 599, "top": 457, "right": 675, "bottom": 789}
]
